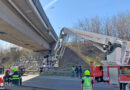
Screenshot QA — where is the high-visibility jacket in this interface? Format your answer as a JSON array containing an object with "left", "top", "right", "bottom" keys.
[
  {"left": 107, "top": 44, "right": 113, "bottom": 53},
  {"left": 10, "top": 72, "right": 21, "bottom": 86},
  {"left": 82, "top": 76, "right": 92, "bottom": 90},
  {"left": 72, "top": 67, "right": 75, "bottom": 72}
]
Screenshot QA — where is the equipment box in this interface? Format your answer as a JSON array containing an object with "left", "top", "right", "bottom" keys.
[{"left": 107, "top": 66, "right": 120, "bottom": 86}]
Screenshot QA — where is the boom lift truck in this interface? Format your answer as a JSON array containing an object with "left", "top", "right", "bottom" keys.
[{"left": 54, "top": 27, "right": 130, "bottom": 90}]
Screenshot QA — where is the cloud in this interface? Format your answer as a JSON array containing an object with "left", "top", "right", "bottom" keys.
[{"left": 44, "top": 0, "right": 58, "bottom": 10}]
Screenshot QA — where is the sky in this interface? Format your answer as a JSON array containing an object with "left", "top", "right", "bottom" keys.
[
  {"left": 40, "top": 0, "right": 130, "bottom": 35},
  {"left": 0, "top": 0, "right": 130, "bottom": 49}
]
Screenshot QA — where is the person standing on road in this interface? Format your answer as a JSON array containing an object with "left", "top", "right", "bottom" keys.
[
  {"left": 10, "top": 67, "right": 22, "bottom": 86},
  {"left": 75, "top": 66, "right": 79, "bottom": 77},
  {"left": 71, "top": 66, "right": 75, "bottom": 77},
  {"left": 40, "top": 67, "right": 43, "bottom": 74},
  {"left": 79, "top": 66, "right": 83, "bottom": 78},
  {"left": 81, "top": 70, "right": 93, "bottom": 90}
]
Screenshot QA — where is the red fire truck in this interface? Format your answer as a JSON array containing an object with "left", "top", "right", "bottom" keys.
[
  {"left": 55, "top": 28, "right": 130, "bottom": 90},
  {"left": 90, "top": 61, "right": 130, "bottom": 90}
]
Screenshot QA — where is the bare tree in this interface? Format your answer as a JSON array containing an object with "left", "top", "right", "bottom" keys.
[
  {"left": 74, "top": 12, "right": 130, "bottom": 41},
  {"left": 90, "top": 16, "right": 101, "bottom": 33}
]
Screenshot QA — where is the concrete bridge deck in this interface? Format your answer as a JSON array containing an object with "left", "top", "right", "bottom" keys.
[{"left": 0, "top": 0, "right": 57, "bottom": 52}]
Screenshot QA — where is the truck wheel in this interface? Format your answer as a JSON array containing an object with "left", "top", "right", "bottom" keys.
[
  {"left": 121, "top": 83, "right": 126, "bottom": 90},
  {"left": 125, "top": 83, "right": 130, "bottom": 90},
  {"left": 97, "top": 78, "right": 101, "bottom": 82},
  {"left": 122, "top": 83, "right": 129, "bottom": 90},
  {"left": 120, "top": 83, "right": 123, "bottom": 90},
  {"left": 97, "top": 77, "right": 103, "bottom": 82}
]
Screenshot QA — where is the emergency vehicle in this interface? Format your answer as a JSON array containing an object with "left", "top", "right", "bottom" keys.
[
  {"left": 0, "top": 77, "right": 4, "bottom": 89},
  {"left": 54, "top": 28, "right": 130, "bottom": 90}
]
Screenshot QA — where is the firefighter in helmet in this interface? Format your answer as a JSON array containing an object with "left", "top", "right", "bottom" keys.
[
  {"left": 81, "top": 70, "right": 93, "bottom": 90},
  {"left": 10, "top": 67, "right": 22, "bottom": 86}
]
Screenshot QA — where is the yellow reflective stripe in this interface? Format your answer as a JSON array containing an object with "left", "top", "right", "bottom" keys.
[
  {"left": 12, "top": 77, "right": 21, "bottom": 79},
  {"left": 19, "top": 79, "right": 21, "bottom": 86},
  {"left": 13, "top": 75, "right": 19, "bottom": 78}
]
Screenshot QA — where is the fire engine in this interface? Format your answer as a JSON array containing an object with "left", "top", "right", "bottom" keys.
[{"left": 54, "top": 27, "right": 130, "bottom": 90}]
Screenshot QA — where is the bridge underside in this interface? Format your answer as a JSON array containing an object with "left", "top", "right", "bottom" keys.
[
  {"left": 0, "top": 0, "right": 57, "bottom": 52},
  {"left": 0, "top": 18, "right": 44, "bottom": 51}
]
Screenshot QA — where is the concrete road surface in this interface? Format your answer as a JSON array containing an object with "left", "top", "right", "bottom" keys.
[{"left": 21, "top": 75, "right": 120, "bottom": 90}]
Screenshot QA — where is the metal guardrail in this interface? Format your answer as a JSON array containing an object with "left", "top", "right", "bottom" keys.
[{"left": 32, "top": 0, "right": 58, "bottom": 40}]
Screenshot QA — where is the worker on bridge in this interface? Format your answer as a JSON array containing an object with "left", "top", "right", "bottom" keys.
[
  {"left": 10, "top": 67, "right": 22, "bottom": 86},
  {"left": 81, "top": 70, "right": 93, "bottom": 90}
]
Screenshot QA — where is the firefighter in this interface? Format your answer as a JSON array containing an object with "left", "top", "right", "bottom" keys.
[
  {"left": 107, "top": 41, "right": 113, "bottom": 53},
  {"left": 75, "top": 66, "right": 79, "bottom": 77},
  {"left": 104, "top": 41, "right": 113, "bottom": 60},
  {"left": 10, "top": 67, "right": 22, "bottom": 86},
  {"left": 79, "top": 66, "right": 83, "bottom": 78},
  {"left": 40, "top": 66, "right": 43, "bottom": 74},
  {"left": 71, "top": 66, "right": 75, "bottom": 77},
  {"left": 81, "top": 70, "right": 93, "bottom": 90},
  {"left": 3, "top": 69, "right": 11, "bottom": 84}
]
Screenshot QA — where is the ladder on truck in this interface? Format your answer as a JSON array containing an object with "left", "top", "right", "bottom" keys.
[{"left": 54, "top": 27, "right": 130, "bottom": 90}]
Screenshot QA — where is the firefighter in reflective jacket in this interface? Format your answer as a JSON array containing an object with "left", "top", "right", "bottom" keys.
[
  {"left": 10, "top": 67, "right": 22, "bottom": 86},
  {"left": 81, "top": 70, "right": 93, "bottom": 90},
  {"left": 108, "top": 41, "right": 113, "bottom": 52}
]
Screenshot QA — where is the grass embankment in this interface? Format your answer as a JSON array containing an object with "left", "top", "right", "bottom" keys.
[{"left": 68, "top": 43, "right": 103, "bottom": 66}]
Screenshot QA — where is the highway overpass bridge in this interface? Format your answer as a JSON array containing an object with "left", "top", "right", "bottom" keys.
[{"left": 0, "top": 0, "right": 58, "bottom": 53}]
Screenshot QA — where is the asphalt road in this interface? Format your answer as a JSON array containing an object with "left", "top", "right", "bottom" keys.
[
  {"left": 22, "top": 76, "right": 119, "bottom": 90},
  {"left": 2, "top": 75, "right": 120, "bottom": 90}
]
